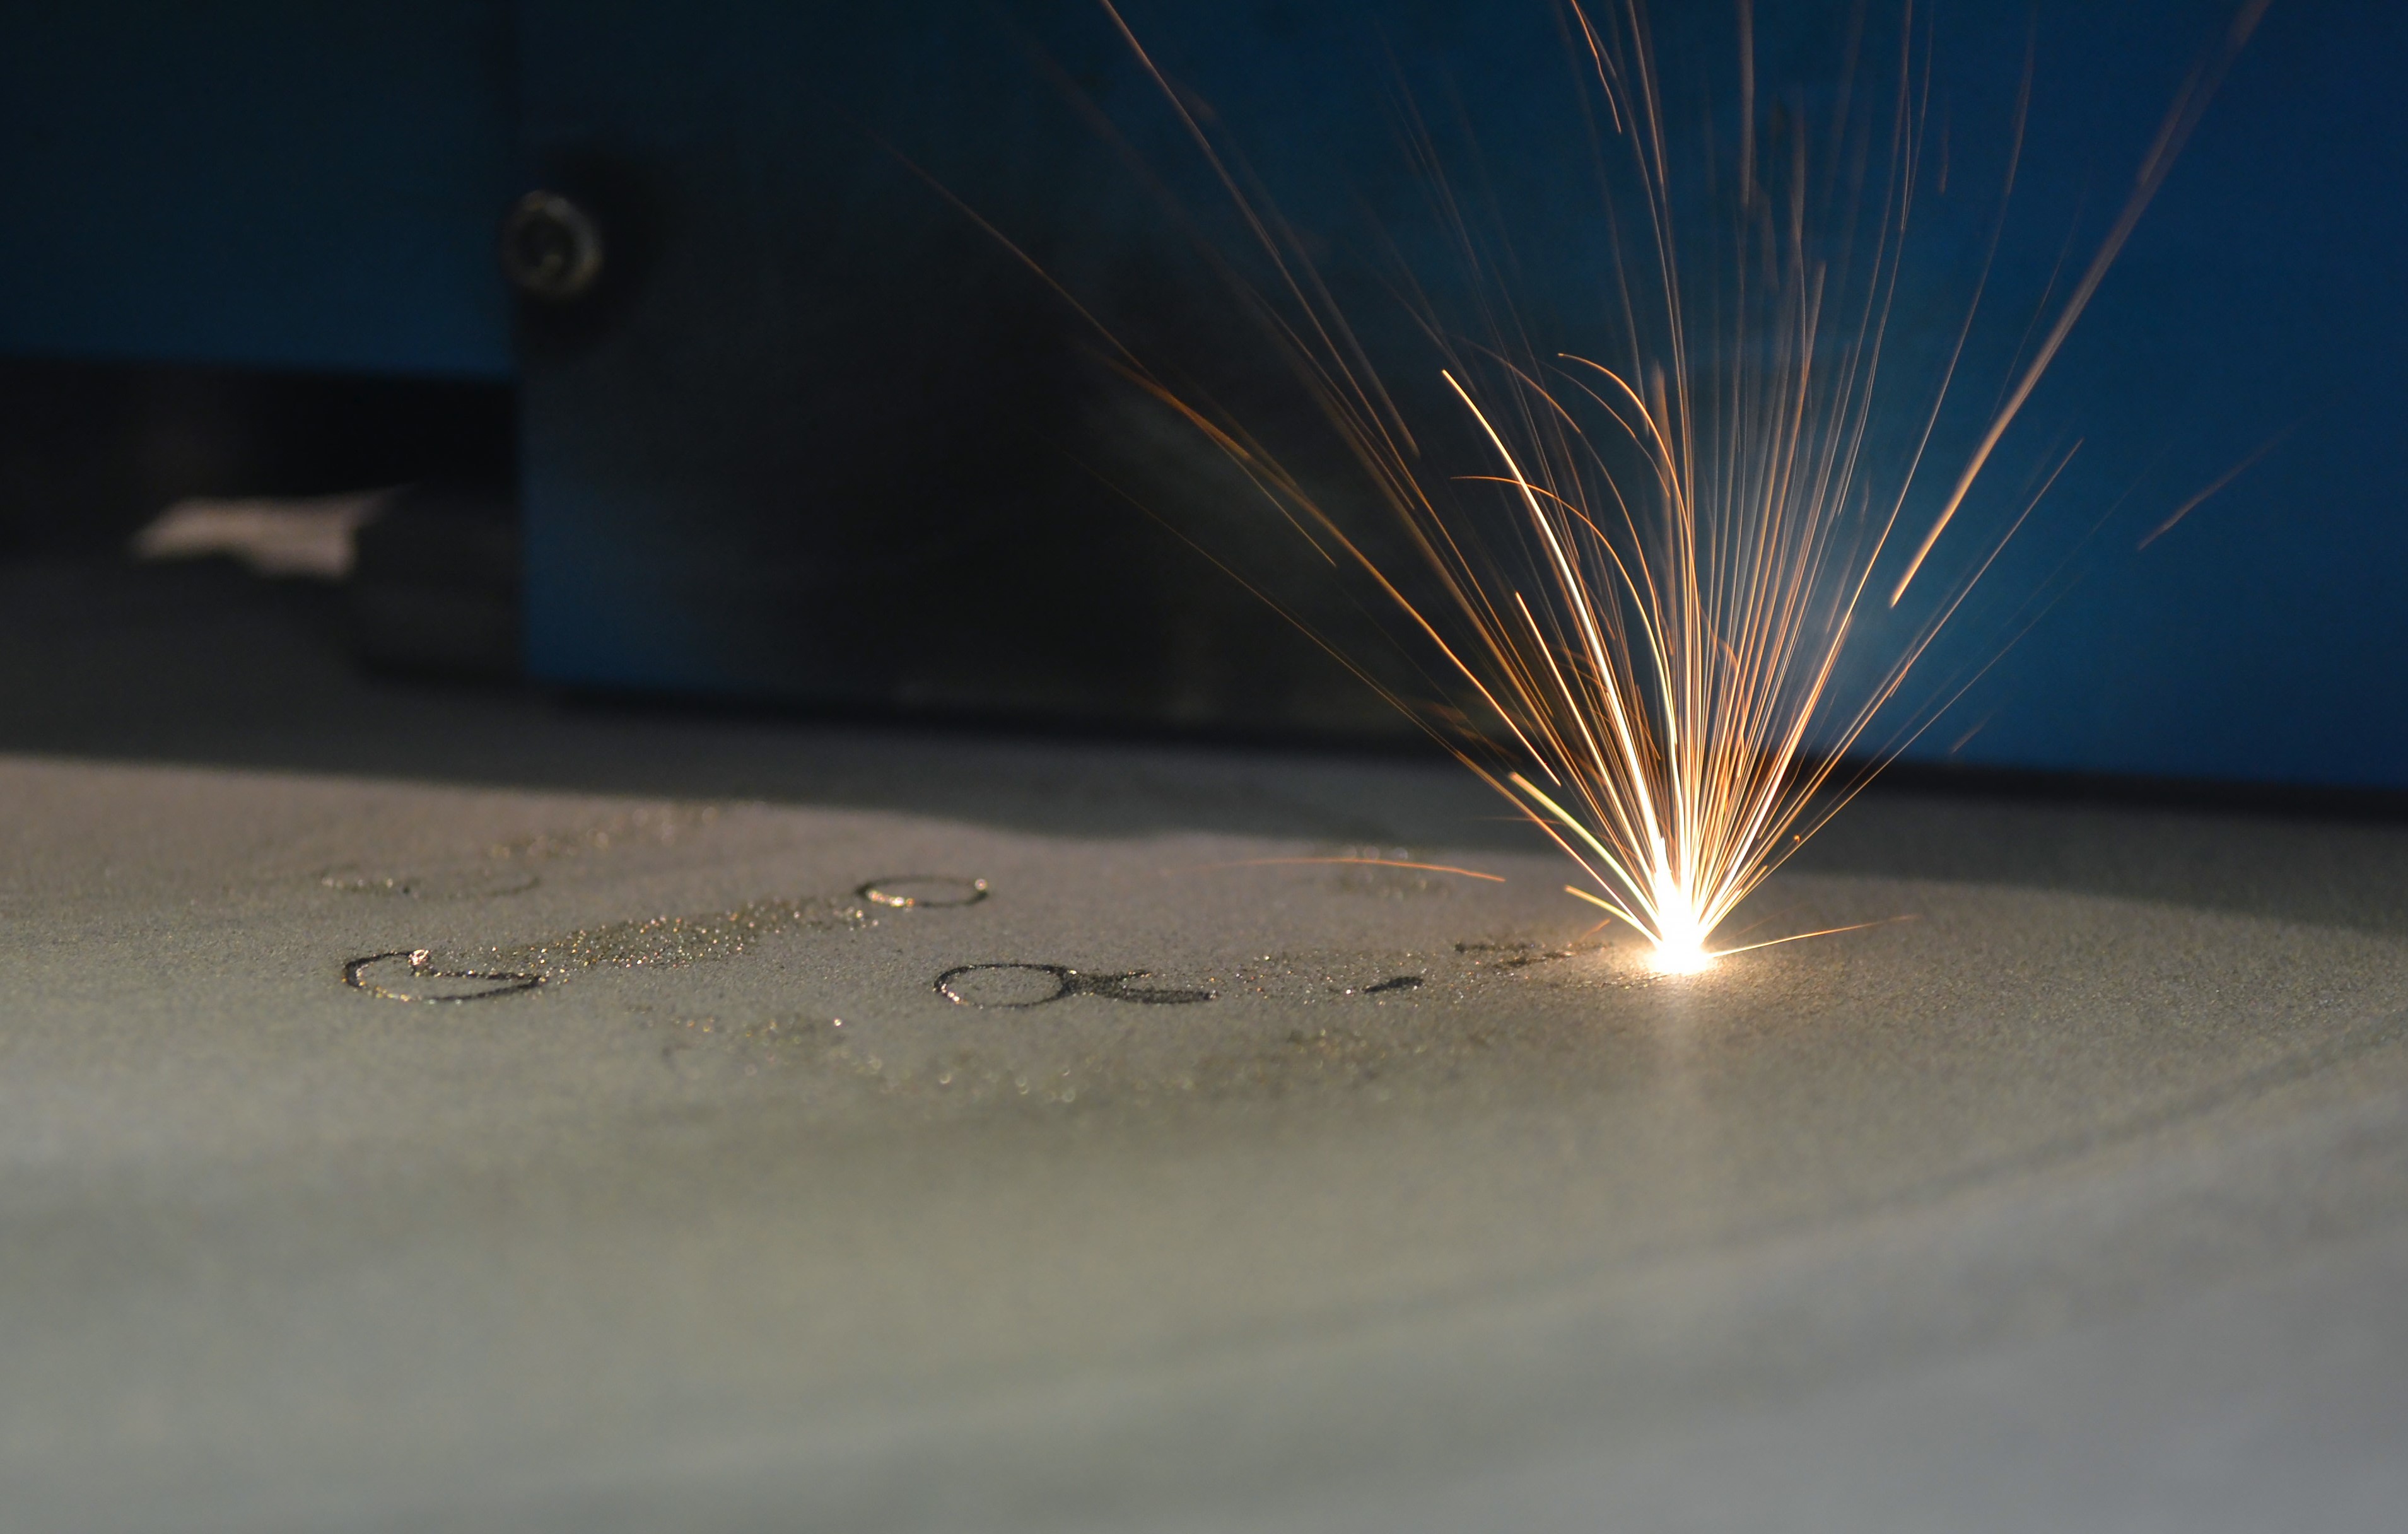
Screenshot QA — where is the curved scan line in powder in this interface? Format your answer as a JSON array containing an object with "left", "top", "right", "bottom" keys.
[
  {"left": 322, "top": 865, "right": 543, "bottom": 900},
  {"left": 342, "top": 949, "right": 545, "bottom": 1003},
  {"left": 858, "top": 875, "right": 990, "bottom": 909},
  {"left": 936, "top": 963, "right": 1217, "bottom": 1008}
]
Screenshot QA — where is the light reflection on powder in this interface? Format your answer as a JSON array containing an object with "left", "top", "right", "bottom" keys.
[{"left": 491, "top": 895, "right": 874, "bottom": 977}]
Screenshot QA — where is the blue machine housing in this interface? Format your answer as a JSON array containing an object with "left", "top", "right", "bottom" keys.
[{"left": 1, "top": 0, "right": 2401, "bottom": 788}]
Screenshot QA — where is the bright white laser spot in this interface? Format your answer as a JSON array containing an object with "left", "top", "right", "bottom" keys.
[{"left": 1649, "top": 939, "right": 1715, "bottom": 976}]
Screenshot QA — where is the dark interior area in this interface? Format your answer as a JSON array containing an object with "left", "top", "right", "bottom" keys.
[{"left": 0, "top": 356, "right": 514, "bottom": 556}]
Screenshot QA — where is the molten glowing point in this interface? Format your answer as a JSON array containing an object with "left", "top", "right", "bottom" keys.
[
  {"left": 1568, "top": 881, "right": 1714, "bottom": 973},
  {"left": 1649, "top": 938, "right": 1715, "bottom": 976},
  {"left": 1642, "top": 884, "right": 1715, "bottom": 973},
  {"left": 1656, "top": 896, "right": 1714, "bottom": 968}
]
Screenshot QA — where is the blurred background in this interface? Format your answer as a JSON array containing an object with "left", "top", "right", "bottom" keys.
[{"left": 0, "top": 0, "right": 2399, "bottom": 790}]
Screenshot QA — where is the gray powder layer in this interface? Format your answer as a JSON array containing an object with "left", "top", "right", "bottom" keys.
[{"left": 1, "top": 749, "right": 2404, "bottom": 1532}]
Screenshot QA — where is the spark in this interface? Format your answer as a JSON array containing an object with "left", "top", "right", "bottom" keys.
[
  {"left": 1948, "top": 709, "right": 2000, "bottom": 754},
  {"left": 2137, "top": 428, "right": 2290, "bottom": 550},
  {"left": 1568, "top": 889, "right": 1915, "bottom": 974},
  {"left": 1060, "top": 0, "right": 2259, "bottom": 973},
  {"left": 1176, "top": 857, "right": 1507, "bottom": 882}
]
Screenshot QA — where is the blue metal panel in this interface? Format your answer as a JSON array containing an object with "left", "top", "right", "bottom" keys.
[
  {"left": 31, "top": 1, "right": 2373, "bottom": 787},
  {"left": 1873, "top": 0, "right": 2408, "bottom": 788},
  {"left": 512, "top": 0, "right": 1368, "bottom": 721},
  {"left": 511, "top": 0, "right": 2407, "bottom": 788},
  {"left": 0, "top": 0, "right": 517, "bottom": 377}
]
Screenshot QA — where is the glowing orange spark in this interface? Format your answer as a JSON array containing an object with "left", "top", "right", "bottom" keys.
[
  {"left": 2137, "top": 428, "right": 2289, "bottom": 550},
  {"left": 1178, "top": 857, "right": 1506, "bottom": 882},
  {"left": 1889, "top": 0, "right": 2272, "bottom": 604}
]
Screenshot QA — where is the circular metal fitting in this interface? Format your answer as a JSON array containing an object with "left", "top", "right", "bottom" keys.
[{"left": 501, "top": 190, "right": 604, "bottom": 302}]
